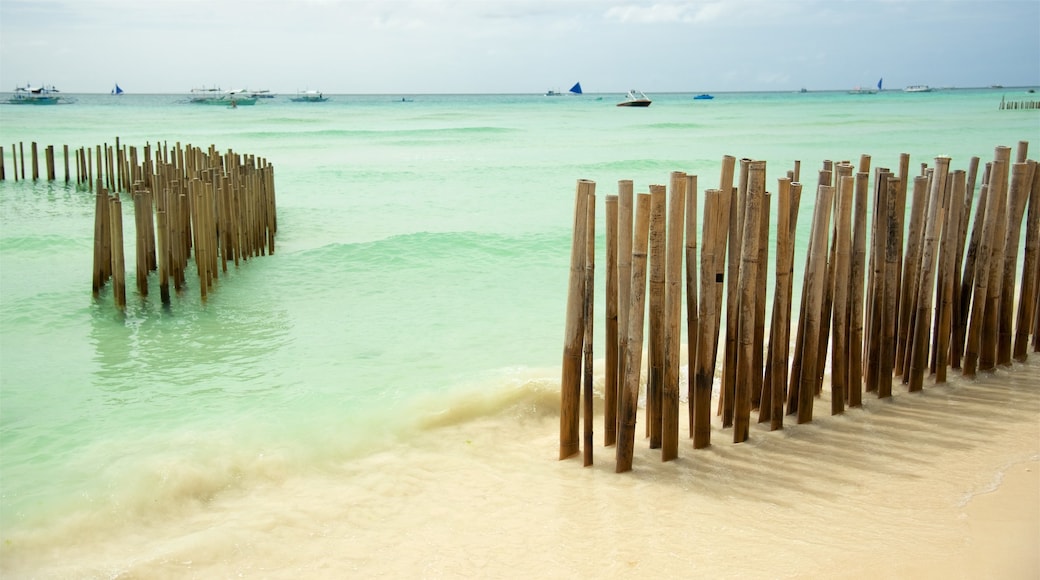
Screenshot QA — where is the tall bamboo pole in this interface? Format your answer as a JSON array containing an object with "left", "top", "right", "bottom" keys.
[
  {"left": 847, "top": 172, "right": 869, "bottom": 407},
  {"left": 721, "top": 159, "right": 750, "bottom": 426},
  {"left": 796, "top": 184, "right": 834, "bottom": 424},
  {"left": 694, "top": 189, "right": 722, "bottom": 448},
  {"left": 617, "top": 193, "right": 652, "bottom": 472},
  {"left": 752, "top": 192, "right": 770, "bottom": 411},
  {"left": 605, "top": 195, "right": 620, "bottom": 446},
  {"left": 955, "top": 164, "right": 991, "bottom": 365},
  {"left": 963, "top": 159, "right": 1006, "bottom": 376},
  {"left": 878, "top": 176, "right": 903, "bottom": 399},
  {"left": 733, "top": 160, "right": 764, "bottom": 442},
  {"left": 788, "top": 170, "right": 828, "bottom": 414},
  {"left": 108, "top": 195, "right": 126, "bottom": 309},
  {"left": 647, "top": 184, "right": 667, "bottom": 447},
  {"left": 615, "top": 181, "right": 634, "bottom": 445},
  {"left": 950, "top": 157, "right": 980, "bottom": 368},
  {"left": 710, "top": 157, "right": 736, "bottom": 376},
  {"left": 684, "top": 175, "right": 699, "bottom": 438},
  {"left": 865, "top": 170, "right": 892, "bottom": 394},
  {"left": 762, "top": 178, "right": 793, "bottom": 428},
  {"left": 980, "top": 148, "right": 1012, "bottom": 370},
  {"left": 662, "top": 172, "right": 686, "bottom": 461},
  {"left": 1013, "top": 161, "right": 1040, "bottom": 360},
  {"left": 559, "top": 180, "right": 592, "bottom": 460},
  {"left": 831, "top": 175, "right": 854, "bottom": 413},
  {"left": 933, "top": 170, "right": 965, "bottom": 383},
  {"left": 583, "top": 190, "right": 596, "bottom": 467},
  {"left": 996, "top": 161, "right": 1035, "bottom": 365}
]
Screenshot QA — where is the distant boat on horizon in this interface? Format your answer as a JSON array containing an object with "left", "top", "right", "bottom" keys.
[
  {"left": 617, "top": 89, "right": 651, "bottom": 107},
  {"left": 291, "top": 90, "right": 328, "bottom": 102},
  {"left": 903, "top": 84, "right": 933, "bottom": 93},
  {"left": 546, "top": 82, "right": 583, "bottom": 96},
  {"left": 693, "top": 93, "right": 714, "bottom": 100},
  {"left": 849, "top": 77, "right": 883, "bottom": 95},
  {"left": 111, "top": 83, "right": 124, "bottom": 96}
]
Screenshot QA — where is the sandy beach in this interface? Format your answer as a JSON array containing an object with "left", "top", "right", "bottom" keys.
[{"left": 2, "top": 357, "right": 1037, "bottom": 579}]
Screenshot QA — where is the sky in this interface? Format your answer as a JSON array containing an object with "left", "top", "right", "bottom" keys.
[{"left": 1, "top": 0, "right": 1038, "bottom": 94}]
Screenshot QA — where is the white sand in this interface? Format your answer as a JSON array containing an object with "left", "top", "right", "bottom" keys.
[{"left": 2, "top": 359, "right": 1038, "bottom": 579}]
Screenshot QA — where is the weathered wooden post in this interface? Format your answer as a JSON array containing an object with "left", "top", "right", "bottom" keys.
[
  {"left": 45, "top": 145, "right": 55, "bottom": 181},
  {"left": 980, "top": 147, "right": 1012, "bottom": 371},
  {"left": 559, "top": 180, "right": 592, "bottom": 460},
  {"left": 950, "top": 157, "right": 981, "bottom": 368},
  {"left": 933, "top": 170, "right": 965, "bottom": 383},
  {"left": 733, "top": 160, "right": 764, "bottom": 442},
  {"left": 831, "top": 175, "right": 854, "bottom": 413},
  {"left": 108, "top": 194, "right": 126, "bottom": 309},
  {"left": 847, "top": 172, "right": 869, "bottom": 407},
  {"left": 762, "top": 178, "right": 794, "bottom": 427},
  {"left": 796, "top": 184, "right": 834, "bottom": 424},
  {"left": 721, "top": 159, "right": 751, "bottom": 426},
  {"left": 907, "top": 157, "right": 951, "bottom": 391},
  {"left": 647, "top": 184, "right": 667, "bottom": 447},
  {"left": 1013, "top": 162, "right": 1040, "bottom": 360},
  {"left": 662, "top": 172, "right": 686, "bottom": 461},
  {"left": 996, "top": 161, "right": 1035, "bottom": 365},
  {"left": 710, "top": 157, "right": 736, "bottom": 376},
  {"left": 878, "top": 175, "right": 903, "bottom": 398},
  {"left": 693, "top": 189, "right": 722, "bottom": 448},
  {"left": 614, "top": 180, "right": 634, "bottom": 446},
  {"left": 684, "top": 175, "right": 699, "bottom": 438},
  {"left": 617, "top": 193, "right": 652, "bottom": 472},
  {"left": 604, "top": 194, "right": 620, "bottom": 446},
  {"left": 31, "top": 142, "right": 39, "bottom": 181},
  {"left": 963, "top": 158, "right": 1007, "bottom": 376},
  {"left": 751, "top": 192, "right": 770, "bottom": 412},
  {"left": 583, "top": 188, "right": 596, "bottom": 467}
]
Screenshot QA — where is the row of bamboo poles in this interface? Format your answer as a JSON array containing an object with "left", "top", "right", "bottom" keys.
[
  {"left": 560, "top": 142, "right": 1040, "bottom": 472},
  {"left": 0, "top": 137, "right": 281, "bottom": 308},
  {"left": 998, "top": 96, "right": 1040, "bottom": 110}
]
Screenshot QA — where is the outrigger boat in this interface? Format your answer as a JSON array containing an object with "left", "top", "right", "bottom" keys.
[
  {"left": 189, "top": 87, "right": 257, "bottom": 106},
  {"left": 290, "top": 90, "right": 329, "bottom": 102},
  {"left": 7, "top": 84, "right": 62, "bottom": 105}
]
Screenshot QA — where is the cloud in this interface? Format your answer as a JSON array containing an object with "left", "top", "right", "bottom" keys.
[{"left": 603, "top": 2, "right": 729, "bottom": 24}]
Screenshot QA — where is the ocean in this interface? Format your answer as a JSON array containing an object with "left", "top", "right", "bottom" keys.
[{"left": 1, "top": 88, "right": 1038, "bottom": 578}]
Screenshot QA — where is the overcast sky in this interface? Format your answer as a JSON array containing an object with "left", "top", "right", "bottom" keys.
[{"left": 1, "top": 0, "right": 1037, "bottom": 94}]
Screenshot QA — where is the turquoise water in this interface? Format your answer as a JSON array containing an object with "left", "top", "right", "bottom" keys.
[{"left": 1, "top": 89, "right": 1037, "bottom": 538}]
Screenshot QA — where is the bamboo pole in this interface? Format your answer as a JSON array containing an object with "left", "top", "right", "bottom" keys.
[
  {"left": 108, "top": 194, "right": 126, "bottom": 309},
  {"left": 733, "top": 160, "right": 764, "bottom": 442},
  {"left": 684, "top": 175, "right": 699, "bottom": 439},
  {"left": 721, "top": 158, "right": 752, "bottom": 424},
  {"left": 647, "top": 184, "right": 667, "bottom": 447},
  {"left": 1013, "top": 161, "right": 1040, "bottom": 360},
  {"left": 865, "top": 170, "right": 892, "bottom": 394},
  {"left": 963, "top": 159, "right": 1007, "bottom": 376},
  {"left": 615, "top": 180, "right": 634, "bottom": 445},
  {"left": 752, "top": 192, "right": 770, "bottom": 412},
  {"left": 710, "top": 157, "right": 736, "bottom": 377},
  {"left": 31, "top": 142, "right": 39, "bottom": 181},
  {"left": 583, "top": 190, "right": 596, "bottom": 467},
  {"left": 878, "top": 176, "right": 903, "bottom": 399},
  {"left": 617, "top": 193, "right": 652, "bottom": 472},
  {"left": 796, "top": 184, "right": 834, "bottom": 424},
  {"left": 996, "top": 161, "right": 1035, "bottom": 365},
  {"left": 955, "top": 166, "right": 991, "bottom": 366},
  {"left": 847, "top": 173, "right": 869, "bottom": 407},
  {"left": 0, "top": 146, "right": 5, "bottom": 181},
  {"left": 45, "top": 145, "right": 55, "bottom": 181},
  {"left": 559, "top": 179, "right": 592, "bottom": 460},
  {"left": 92, "top": 181, "right": 109, "bottom": 297},
  {"left": 933, "top": 170, "right": 965, "bottom": 383},
  {"left": 156, "top": 207, "right": 171, "bottom": 305},
  {"left": 605, "top": 194, "right": 620, "bottom": 446},
  {"left": 816, "top": 163, "right": 839, "bottom": 396},
  {"left": 19, "top": 142, "right": 25, "bottom": 180},
  {"left": 133, "top": 189, "right": 149, "bottom": 296},
  {"left": 693, "top": 189, "right": 722, "bottom": 448},
  {"left": 907, "top": 158, "right": 950, "bottom": 391},
  {"left": 662, "top": 172, "right": 686, "bottom": 461},
  {"left": 980, "top": 148, "right": 1012, "bottom": 371},
  {"left": 762, "top": 178, "right": 793, "bottom": 428},
  {"left": 950, "top": 157, "right": 981, "bottom": 368},
  {"left": 831, "top": 175, "right": 854, "bottom": 413},
  {"left": 63, "top": 144, "right": 70, "bottom": 182}
]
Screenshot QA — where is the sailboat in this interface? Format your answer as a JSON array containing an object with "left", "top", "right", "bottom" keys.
[
  {"left": 111, "top": 83, "right": 124, "bottom": 95},
  {"left": 546, "top": 82, "right": 583, "bottom": 96},
  {"left": 848, "top": 77, "right": 882, "bottom": 95}
]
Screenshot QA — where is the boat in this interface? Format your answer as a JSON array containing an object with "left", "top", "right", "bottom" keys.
[
  {"left": 188, "top": 87, "right": 257, "bottom": 106},
  {"left": 693, "top": 94, "right": 714, "bottom": 100},
  {"left": 848, "top": 77, "right": 883, "bottom": 95},
  {"left": 617, "top": 89, "right": 651, "bottom": 107},
  {"left": 7, "top": 84, "right": 62, "bottom": 105},
  {"left": 111, "top": 83, "right": 124, "bottom": 96},
  {"left": 247, "top": 89, "right": 276, "bottom": 99},
  {"left": 546, "top": 82, "right": 583, "bottom": 97},
  {"left": 903, "top": 85, "right": 933, "bottom": 93},
  {"left": 291, "top": 90, "right": 328, "bottom": 102}
]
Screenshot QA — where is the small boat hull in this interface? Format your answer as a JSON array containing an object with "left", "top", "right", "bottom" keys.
[{"left": 617, "top": 100, "right": 651, "bottom": 107}]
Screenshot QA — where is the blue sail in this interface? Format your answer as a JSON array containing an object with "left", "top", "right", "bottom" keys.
[
  {"left": 569, "top": 82, "right": 582, "bottom": 95},
  {"left": 877, "top": 77, "right": 883, "bottom": 91},
  {"left": 112, "top": 83, "right": 124, "bottom": 95}
]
